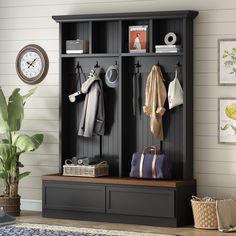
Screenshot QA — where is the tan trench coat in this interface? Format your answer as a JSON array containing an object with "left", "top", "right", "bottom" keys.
[{"left": 143, "top": 65, "right": 167, "bottom": 140}]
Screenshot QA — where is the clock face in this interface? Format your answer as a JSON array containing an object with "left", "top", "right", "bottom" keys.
[
  {"left": 20, "top": 51, "right": 43, "bottom": 79},
  {"left": 16, "top": 44, "right": 49, "bottom": 84}
]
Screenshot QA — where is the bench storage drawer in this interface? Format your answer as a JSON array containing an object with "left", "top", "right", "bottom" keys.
[
  {"left": 106, "top": 186, "right": 175, "bottom": 218},
  {"left": 43, "top": 181, "right": 105, "bottom": 213}
]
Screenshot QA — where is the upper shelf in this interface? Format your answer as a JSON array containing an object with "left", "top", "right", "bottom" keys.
[
  {"left": 61, "top": 53, "right": 120, "bottom": 58},
  {"left": 61, "top": 52, "right": 183, "bottom": 58},
  {"left": 56, "top": 11, "right": 198, "bottom": 56}
]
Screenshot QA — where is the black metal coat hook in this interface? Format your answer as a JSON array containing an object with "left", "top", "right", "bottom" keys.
[
  {"left": 134, "top": 60, "right": 141, "bottom": 73},
  {"left": 94, "top": 61, "right": 100, "bottom": 68},
  {"left": 176, "top": 60, "right": 181, "bottom": 68},
  {"left": 134, "top": 60, "right": 141, "bottom": 68},
  {"left": 74, "top": 62, "right": 81, "bottom": 74}
]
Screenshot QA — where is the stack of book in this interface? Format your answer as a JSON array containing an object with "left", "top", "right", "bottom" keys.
[{"left": 155, "top": 45, "right": 182, "bottom": 53}]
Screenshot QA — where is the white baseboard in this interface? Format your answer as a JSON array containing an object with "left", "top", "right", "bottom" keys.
[{"left": 21, "top": 199, "right": 42, "bottom": 212}]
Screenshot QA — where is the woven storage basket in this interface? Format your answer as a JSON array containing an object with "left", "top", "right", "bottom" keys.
[
  {"left": 0, "top": 196, "right": 21, "bottom": 216},
  {"left": 191, "top": 196, "right": 218, "bottom": 229},
  {"left": 63, "top": 161, "right": 109, "bottom": 177}
]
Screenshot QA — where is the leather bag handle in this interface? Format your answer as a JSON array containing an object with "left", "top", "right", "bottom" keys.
[
  {"left": 139, "top": 146, "right": 158, "bottom": 178},
  {"left": 142, "top": 146, "right": 157, "bottom": 155}
]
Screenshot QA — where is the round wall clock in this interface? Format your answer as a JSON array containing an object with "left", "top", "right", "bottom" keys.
[{"left": 16, "top": 44, "right": 49, "bottom": 84}]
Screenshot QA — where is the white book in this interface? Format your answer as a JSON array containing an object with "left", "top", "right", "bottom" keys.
[
  {"left": 156, "top": 48, "right": 179, "bottom": 50},
  {"left": 155, "top": 50, "right": 179, "bottom": 53},
  {"left": 155, "top": 45, "right": 181, "bottom": 48}
]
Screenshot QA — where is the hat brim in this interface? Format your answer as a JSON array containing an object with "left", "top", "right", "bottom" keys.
[{"left": 105, "top": 65, "right": 119, "bottom": 88}]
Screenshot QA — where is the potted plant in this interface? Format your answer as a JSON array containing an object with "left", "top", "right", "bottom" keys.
[{"left": 0, "top": 87, "right": 44, "bottom": 216}]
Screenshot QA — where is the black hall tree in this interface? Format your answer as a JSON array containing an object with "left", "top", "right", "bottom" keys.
[{"left": 42, "top": 10, "right": 198, "bottom": 227}]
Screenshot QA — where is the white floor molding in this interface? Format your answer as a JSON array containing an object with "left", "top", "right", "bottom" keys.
[{"left": 21, "top": 199, "right": 42, "bottom": 212}]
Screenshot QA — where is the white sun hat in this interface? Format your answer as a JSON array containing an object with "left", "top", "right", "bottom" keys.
[{"left": 105, "top": 64, "right": 119, "bottom": 88}]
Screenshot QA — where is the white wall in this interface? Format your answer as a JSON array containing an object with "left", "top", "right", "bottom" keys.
[{"left": 0, "top": 0, "right": 236, "bottom": 210}]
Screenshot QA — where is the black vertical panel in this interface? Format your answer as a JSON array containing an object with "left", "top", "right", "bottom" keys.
[
  {"left": 121, "top": 57, "right": 135, "bottom": 175},
  {"left": 118, "top": 21, "right": 123, "bottom": 176},
  {"left": 89, "top": 21, "right": 92, "bottom": 54},
  {"left": 118, "top": 21, "right": 122, "bottom": 53},
  {"left": 182, "top": 18, "right": 193, "bottom": 179},
  {"left": 61, "top": 58, "right": 76, "bottom": 168},
  {"left": 59, "top": 23, "right": 63, "bottom": 173},
  {"left": 149, "top": 20, "right": 153, "bottom": 53},
  {"left": 162, "top": 59, "right": 183, "bottom": 179},
  {"left": 102, "top": 83, "right": 119, "bottom": 176}
]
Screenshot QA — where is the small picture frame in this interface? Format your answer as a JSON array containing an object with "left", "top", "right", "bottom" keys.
[
  {"left": 129, "top": 25, "right": 148, "bottom": 53},
  {"left": 218, "top": 39, "right": 236, "bottom": 85},
  {"left": 218, "top": 98, "right": 236, "bottom": 143}
]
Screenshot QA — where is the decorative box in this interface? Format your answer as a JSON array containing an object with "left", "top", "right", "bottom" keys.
[{"left": 66, "top": 39, "right": 89, "bottom": 54}]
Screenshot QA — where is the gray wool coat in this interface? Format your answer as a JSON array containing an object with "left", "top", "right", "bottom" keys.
[{"left": 78, "top": 72, "right": 105, "bottom": 137}]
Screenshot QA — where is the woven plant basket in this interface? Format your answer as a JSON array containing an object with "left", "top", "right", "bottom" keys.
[
  {"left": 0, "top": 196, "right": 21, "bottom": 216},
  {"left": 191, "top": 196, "right": 218, "bottom": 229}
]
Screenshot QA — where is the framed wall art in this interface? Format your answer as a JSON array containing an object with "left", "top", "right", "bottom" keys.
[
  {"left": 218, "top": 39, "right": 236, "bottom": 85},
  {"left": 219, "top": 98, "right": 236, "bottom": 143}
]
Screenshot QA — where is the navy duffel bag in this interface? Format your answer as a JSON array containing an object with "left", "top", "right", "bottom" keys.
[{"left": 129, "top": 146, "right": 172, "bottom": 179}]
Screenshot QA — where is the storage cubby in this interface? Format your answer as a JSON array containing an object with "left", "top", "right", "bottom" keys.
[
  {"left": 122, "top": 19, "right": 150, "bottom": 53},
  {"left": 61, "top": 22, "right": 90, "bottom": 54},
  {"left": 92, "top": 21, "right": 120, "bottom": 53},
  {"left": 121, "top": 55, "right": 183, "bottom": 177},
  {"left": 152, "top": 18, "right": 183, "bottom": 52},
  {"left": 61, "top": 56, "right": 120, "bottom": 175},
  {"left": 44, "top": 11, "right": 198, "bottom": 227}
]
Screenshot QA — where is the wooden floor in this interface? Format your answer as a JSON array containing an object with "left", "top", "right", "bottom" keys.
[{"left": 16, "top": 211, "right": 232, "bottom": 236}]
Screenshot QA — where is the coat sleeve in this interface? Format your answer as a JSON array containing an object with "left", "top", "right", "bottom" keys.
[
  {"left": 155, "top": 75, "right": 166, "bottom": 117},
  {"left": 83, "top": 86, "right": 99, "bottom": 138},
  {"left": 143, "top": 70, "right": 152, "bottom": 116}
]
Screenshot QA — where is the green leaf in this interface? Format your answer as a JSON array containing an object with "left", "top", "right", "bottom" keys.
[
  {"left": 0, "top": 144, "right": 16, "bottom": 175},
  {"left": 7, "top": 88, "right": 24, "bottom": 131},
  {"left": 0, "top": 144, "right": 13, "bottom": 162},
  {"left": 18, "top": 171, "right": 30, "bottom": 181},
  {"left": 14, "top": 134, "right": 44, "bottom": 152},
  {"left": 2, "top": 139, "right": 9, "bottom": 144},
  {"left": 0, "top": 171, "right": 7, "bottom": 180},
  {"left": 22, "top": 87, "right": 37, "bottom": 105},
  {"left": 0, "top": 87, "right": 9, "bottom": 133}
]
